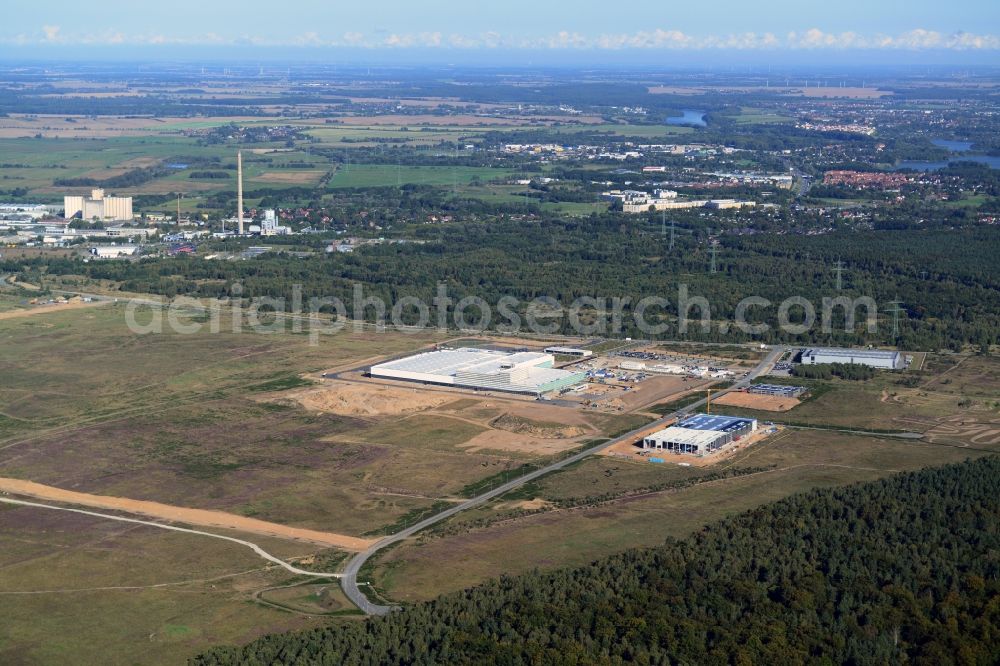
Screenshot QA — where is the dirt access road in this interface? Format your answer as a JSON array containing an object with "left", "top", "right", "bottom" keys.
[
  {"left": 0, "top": 300, "right": 109, "bottom": 321},
  {"left": 0, "top": 477, "right": 376, "bottom": 551}
]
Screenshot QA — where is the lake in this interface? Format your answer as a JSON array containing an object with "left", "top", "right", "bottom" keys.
[
  {"left": 894, "top": 155, "right": 1000, "bottom": 171},
  {"left": 666, "top": 110, "right": 706, "bottom": 127},
  {"left": 931, "top": 139, "right": 974, "bottom": 152}
]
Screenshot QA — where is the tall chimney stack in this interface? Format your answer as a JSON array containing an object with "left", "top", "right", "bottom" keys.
[{"left": 236, "top": 150, "right": 244, "bottom": 235}]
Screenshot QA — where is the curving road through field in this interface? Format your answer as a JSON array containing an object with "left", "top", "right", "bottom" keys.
[{"left": 0, "top": 497, "right": 344, "bottom": 578}]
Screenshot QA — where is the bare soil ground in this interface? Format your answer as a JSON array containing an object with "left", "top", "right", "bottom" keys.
[
  {"left": 252, "top": 171, "right": 325, "bottom": 184},
  {"left": 0, "top": 300, "right": 107, "bottom": 321},
  {"left": 285, "top": 382, "right": 458, "bottom": 416},
  {"left": 576, "top": 375, "right": 711, "bottom": 412},
  {"left": 0, "top": 477, "right": 376, "bottom": 551},
  {"left": 923, "top": 416, "right": 1000, "bottom": 447},
  {"left": 712, "top": 392, "right": 801, "bottom": 412},
  {"left": 489, "top": 413, "right": 587, "bottom": 439},
  {"left": 457, "top": 430, "right": 584, "bottom": 455}
]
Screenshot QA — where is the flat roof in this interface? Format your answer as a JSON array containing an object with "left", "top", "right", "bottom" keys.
[
  {"left": 373, "top": 348, "right": 550, "bottom": 378},
  {"left": 803, "top": 348, "right": 900, "bottom": 359},
  {"left": 677, "top": 414, "right": 755, "bottom": 433},
  {"left": 750, "top": 383, "right": 805, "bottom": 392},
  {"left": 544, "top": 346, "right": 592, "bottom": 354},
  {"left": 645, "top": 426, "right": 724, "bottom": 447}
]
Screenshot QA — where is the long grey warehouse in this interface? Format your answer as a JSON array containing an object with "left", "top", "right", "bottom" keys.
[{"left": 800, "top": 347, "right": 904, "bottom": 370}]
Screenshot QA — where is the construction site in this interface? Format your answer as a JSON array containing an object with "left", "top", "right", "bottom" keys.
[
  {"left": 282, "top": 338, "right": 777, "bottom": 465},
  {"left": 343, "top": 340, "right": 756, "bottom": 415}
]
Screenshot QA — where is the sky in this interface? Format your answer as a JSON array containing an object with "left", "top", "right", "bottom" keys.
[{"left": 1, "top": 0, "right": 998, "bottom": 63}]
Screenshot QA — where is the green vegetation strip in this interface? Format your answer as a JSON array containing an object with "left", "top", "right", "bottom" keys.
[{"left": 194, "top": 456, "right": 1000, "bottom": 665}]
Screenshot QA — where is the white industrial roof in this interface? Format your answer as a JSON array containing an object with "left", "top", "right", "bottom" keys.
[
  {"left": 804, "top": 347, "right": 899, "bottom": 359},
  {"left": 645, "top": 426, "right": 723, "bottom": 448},
  {"left": 373, "top": 348, "right": 549, "bottom": 378}
]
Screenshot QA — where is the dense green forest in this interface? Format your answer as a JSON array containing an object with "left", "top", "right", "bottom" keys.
[
  {"left": 193, "top": 455, "right": 1000, "bottom": 665},
  {"left": 9, "top": 223, "right": 999, "bottom": 350}
]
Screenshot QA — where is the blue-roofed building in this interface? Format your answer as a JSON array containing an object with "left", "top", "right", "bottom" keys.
[
  {"left": 677, "top": 414, "right": 757, "bottom": 433},
  {"left": 642, "top": 413, "right": 758, "bottom": 456}
]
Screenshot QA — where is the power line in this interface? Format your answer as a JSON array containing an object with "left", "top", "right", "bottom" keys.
[{"left": 885, "top": 300, "right": 904, "bottom": 339}]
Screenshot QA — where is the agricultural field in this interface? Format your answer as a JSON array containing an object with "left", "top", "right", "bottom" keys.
[
  {"left": 328, "top": 164, "right": 513, "bottom": 189},
  {"left": 0, "top": 504, "right": 331, "bottom": 666}
]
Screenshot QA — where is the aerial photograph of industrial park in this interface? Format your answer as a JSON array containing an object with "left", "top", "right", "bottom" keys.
[{"left": 1, "top": 0, "right": 999, "bottom": 664}]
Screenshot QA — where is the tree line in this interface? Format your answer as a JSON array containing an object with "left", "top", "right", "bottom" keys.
[{"left": 193, "top": 455, "right": 1000, "bottom": 665}]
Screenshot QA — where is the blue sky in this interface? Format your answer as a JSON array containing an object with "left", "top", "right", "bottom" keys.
[{"left": 1, "top": 0, "right": 997, "bottom": 58}]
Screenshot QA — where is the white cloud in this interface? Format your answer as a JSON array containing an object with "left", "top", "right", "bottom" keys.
[
  {"left": 41, "top": 25, "right": 62, "bottom": 43},
  {"left": 1, "top": 26, "right": 998, "bottom": 51}
]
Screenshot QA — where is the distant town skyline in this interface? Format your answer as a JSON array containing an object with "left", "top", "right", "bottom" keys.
[{"left": 1, "top": 0, "right": 998, "bottom": 63}]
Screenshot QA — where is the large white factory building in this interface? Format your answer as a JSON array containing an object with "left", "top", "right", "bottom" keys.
[{"left": 370, "top": 347, "right": 586, "bottom": 396}]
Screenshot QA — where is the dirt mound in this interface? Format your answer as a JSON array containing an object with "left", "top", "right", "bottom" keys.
[
  {"left": 490, "top": 413, "right": 585, "bottom": 439},
  {"left": 289, "top": 383, "right": 454, "bottom": 416},
  {"left": 0, "top": 477, "right": 375, "bottom": 551}
]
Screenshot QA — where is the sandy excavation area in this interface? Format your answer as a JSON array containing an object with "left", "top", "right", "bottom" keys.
[
  {"left": 0, "top": 477, "right": 376, "bottom": 551},
  {"left": 711, "top": 391, "right": 801, "bottom": 412},
  {"left": 286, "top": 382, "right": 457, "bottom": 416},
  {"left": 458, "top": 429, "right": 584, "bottom": 455}
]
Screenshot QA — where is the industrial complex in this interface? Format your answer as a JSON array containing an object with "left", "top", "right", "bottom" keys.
[
  {"left": 801, "top": 347, "right": 904, "bottom": 370},
  {"left": 369, "top": 347, "right": 587, "bottom": 396},
  {"left": 642, "top": 414, "right": 758, "bottom": 456},
  {"left": 64, "top": 189, "right": 133, "bottom": 221}
]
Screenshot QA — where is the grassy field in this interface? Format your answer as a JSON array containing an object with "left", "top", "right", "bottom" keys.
[
  {"left": 328, "top": 164, "right": 514, "bottom": 189},
  {"left": 0, "top": 503, "right": 332, "bottom": 665},
  {"left": 548, "top": 123, "right": 696, "bottom": 138},
  {"left": 0, "top": 304, "right": 533, "bottom": 537},
  {"left": 368, "top": 423, "right": 1000, "bottom": 603},
  {"left": 1, "top": 278, "right": 996, "bottom": 661},
  {"left": 0, "top": 136, "right": 269, "bottom": 202},
  {"left": 710, "top": 362, "right": 1000, "bottom": 431},
  {"left": 364, "top": 353, "right": 1000, "bottom": 602},
  {"left": 733, "top": 107, "right": 796, "bottom": 125},
  {"left": 0, "top": 302, "right": 658, "bottom": 662},
  {"left": 0, "top": 118, "right": 685, "bottom": 211}
]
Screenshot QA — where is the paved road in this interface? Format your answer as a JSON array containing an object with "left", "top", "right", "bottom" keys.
[{"left": 340, "top": 345, "right": 787, "bottom": 615}]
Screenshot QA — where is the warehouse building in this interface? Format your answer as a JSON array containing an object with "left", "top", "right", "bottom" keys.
[
  {"left": 748, "top": 384, "right": 806, "bottom": 398},
  {"left": 370, "top": 348, "right": 587, "bottom": 396},
  {"left": 800, "top": 347, "right": 904, "bottom": 370},
  {"left": 642, "top": 414, "right": 757, "bottom": 456},
  {"left": 89, "top": 245, "right": 139, "bottom": 259},
  {"left": 544, "top": 346, "right": 593, "bottom": 358}
]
